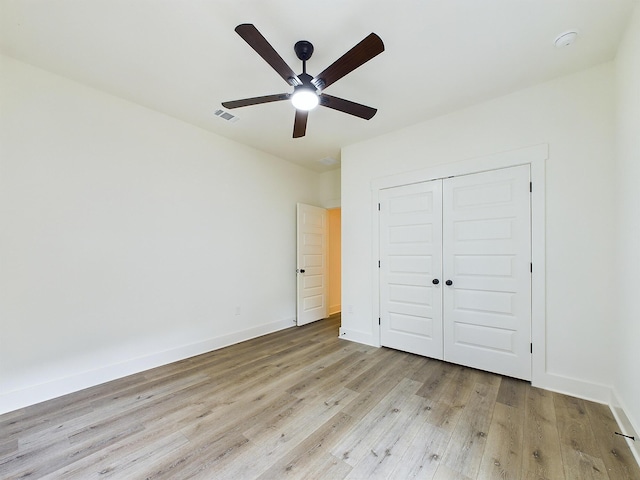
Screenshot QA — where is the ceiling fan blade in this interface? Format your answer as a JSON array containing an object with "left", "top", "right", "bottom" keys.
[
  {"left": 319, "top": 94, "right": 377, "bottom": 120},
  {"left": 235, "top": 24, "right": 301, "bottom": 86},
  {"left": 222, "top": 93, "right": 290, "bottom": 109},
  {"left": 293, "top": 110, "right": 308, "bottom": 138},
  {"left": 312, "top": 33, "right": 384, "bottom": 90}
]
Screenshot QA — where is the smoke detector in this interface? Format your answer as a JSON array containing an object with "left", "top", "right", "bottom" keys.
[{"left": 554, "top": 31, "right": 579, "bottom": 48}]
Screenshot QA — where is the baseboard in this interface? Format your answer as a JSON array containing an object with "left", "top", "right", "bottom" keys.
[
  {"left": 611, "top": 389, "right": 640, "bottom": 467},
  {"left": 328, "top": 304, "right": 341, "bottom": 315},
  {"left": 338, "top": 327, "right": 378, "bottom": 347},
  {"left": 533, "top": 371, "right": 612, "bottom": 404},
  {"left": 0, "top": 317, "right": 295, "bottom": 415}
]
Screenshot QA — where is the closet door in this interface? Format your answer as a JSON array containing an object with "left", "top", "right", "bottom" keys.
[
  {"left": 379, "top": 181, "right": 443, "bottom": 358},
  {"left": 442, "top": 165, "right": 531, "bottom": 380}
]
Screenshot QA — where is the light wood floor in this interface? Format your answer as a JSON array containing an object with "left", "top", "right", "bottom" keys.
[{"left": 1, "top": 315, "right": 639, "bottom": 480}]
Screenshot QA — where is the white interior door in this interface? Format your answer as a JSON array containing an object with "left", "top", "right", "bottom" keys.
[
  {"left": 379, "top": 181, "right": 443, "bottom": 358},
  {"left": 297, "top": 203, "right": 327, "bottom": 326},
  {"left": 442, "top": 165, "right": 531, "bottom": 380}
]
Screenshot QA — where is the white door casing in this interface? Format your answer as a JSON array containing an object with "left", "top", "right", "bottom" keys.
[
  {"left": 442, "top": 165, "right": 531, "bottom": 380},
  {"left": 297, "top": 203, "right": 327, "bottom": 326},
  {"left": 379, "top": 181, "right": 444, "bottom": 358}
]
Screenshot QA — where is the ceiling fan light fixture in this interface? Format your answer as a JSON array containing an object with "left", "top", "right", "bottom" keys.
[
  {"left": 222, "top": 24, "right": 384, "bottom": 137},
  {"left": 291, "top": 87, "right": 319, "bottom": 111}
]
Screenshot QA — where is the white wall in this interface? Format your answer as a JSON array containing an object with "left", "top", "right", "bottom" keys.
[
  {"left": 341, "top": 62, "right": 617, "bottom": 401},
  {"left": 0, "top": 55, "right": 321, "bottom": 413},
  {"left": 318, "top": 168, "right": 341, "bottom": 208},
  {"left": 614, "top": 5, "right": 640, "bottom": 453}
]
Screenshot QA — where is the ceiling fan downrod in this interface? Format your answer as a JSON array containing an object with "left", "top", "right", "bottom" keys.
[{"left": 294, "top": 40, "right": 314, "bottom": 75}]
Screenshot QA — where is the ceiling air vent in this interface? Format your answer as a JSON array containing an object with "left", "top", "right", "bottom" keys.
[{"left": 214, "top": 109, "right": 239, "bottom": 123}]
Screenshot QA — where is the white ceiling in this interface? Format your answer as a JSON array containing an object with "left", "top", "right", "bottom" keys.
[{"left": 0, "top": 0, "right": 636, "bottom": 172}]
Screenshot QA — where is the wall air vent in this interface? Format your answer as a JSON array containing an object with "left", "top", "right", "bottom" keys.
[{"left": 214, "top": 109, "right": 240, "bottom": 123}]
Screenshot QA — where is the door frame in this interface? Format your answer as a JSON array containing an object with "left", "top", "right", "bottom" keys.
[{"left": 370, "top": 144, "right": 547, "bottom": 385}]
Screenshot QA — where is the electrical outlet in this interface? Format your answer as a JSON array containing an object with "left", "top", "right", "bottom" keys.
[{"left": 235, "top": 306, "right": 241, "bottom": 316}]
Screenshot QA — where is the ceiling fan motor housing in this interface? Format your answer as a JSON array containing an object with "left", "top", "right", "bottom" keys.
[{"left": 297, "top": 72, "right": 315, "bottom": 88}]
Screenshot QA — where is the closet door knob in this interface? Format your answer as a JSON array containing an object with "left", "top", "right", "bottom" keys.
[
  {"left": 445, "top": 280, "right": 453, "bottom": 286},
  {"left": 432, "top": 279, "right": 440, "bottom": 285}
]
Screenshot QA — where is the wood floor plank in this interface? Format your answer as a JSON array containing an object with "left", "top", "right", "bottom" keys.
[
  {"left": 286, "top": 350, "right": 368, "bottom": 398},
  {"left": 560, "top": 442, "right": 610, "bottom": 480},
  {"left": 2, "top": 314, "right": 639, "bottom": 479},
  {"left": 1, "top": 419, "right": 144, "bottom": 479},
  {"left": 244, "top": 387, "right": 359, "bottom": 451},
  {"left": 497, "top": 376, "right": 528, "bottom": 409},
  {"left": 66, "top": 374, "right": 211, "bottom": 443},
  {"left": 584, "top": 401, "right": 640, "bottom": 480},
  {"left": 145, "top": 431, "right": 251, "bottom": 480},
  {"left": 286, "top": 453, "right": 353, "bottom": 480},
  {"left": 554, "top": 392, "right": 603, "bottom": 463},
  {"left": 390, "top": 422, "right": 451, "bottom": 479},
  {"left": 477, "top": 402, "right": 524, "bottom": 480},
  {"left": 1, "top": 401, "right": 96, "bottom": 441},
  {"left": 441, "top": 380, "right": 500, "bottom": 478},
  {"left": 345, "top": 393, "right": 431, "bottom": 479},
  {"left": 424, "top": 365, "right": 478, "bottom": 432},
  {"left": 0, "top": 437, "right": 17, "bottom": 459},
  {"left": 40, "top": 430, "right": 190, "bottom": 479},
  {"left": 330, "top": 377, "right": 423, "bottom": 465},
  {"left": 433, "top": 463, "right": 474, "bottom": 480},
  {"left": 415, "top": 359, "right": 458, "bottom": 399},
  {"left": 36, "top": 394, "right": 214, "bottom": 479},
  {"left": 180, "top": 390, "right": 300, "bottom": 444},
  {"left": 250, "top": 412, "right": 355, "bottom": 480},
  {"left": 342, "top": 347, "right": 401, "bottom": 393},
  {"left": 522, "top": 386, "right": 565, "bottom": 480},
  {"left": 18, "top": 372, "right": 216, "bottom": 475},
  {"left": 211, "top": 391, "right": 356, "bottom": 480}
]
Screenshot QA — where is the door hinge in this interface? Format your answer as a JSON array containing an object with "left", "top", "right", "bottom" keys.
[
  {"left": 530, "top": 343, "right": 533, "bottom": 353},
  {"left": 530, "top": 262, "right": 533, "bottom": 273},
  {"left": 378, "top": 260, "right": 381, "bottom": 268},
  {"left": 379, "top": 318, "right": 381, "bottom": 325},
  {"left": 378, "top": 203, "right": 381, "bottom": 211},
  {"left": 530, "top": 182, "right": 532, "bottom": 192}
]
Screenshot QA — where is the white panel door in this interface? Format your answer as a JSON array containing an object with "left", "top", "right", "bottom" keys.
[
  {"left": 380, "top": 181, "right": 443, "bottom": 358},
  {"left": 297, "top": 203, "right": 327, "bottom": 326},
  {"left": 442, "top": 165, "right": 531, "bottom": 380}
]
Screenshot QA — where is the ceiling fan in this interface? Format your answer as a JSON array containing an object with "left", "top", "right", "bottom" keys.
[{"left": 222, "top": 24, "right": 384, "bottom": 138}]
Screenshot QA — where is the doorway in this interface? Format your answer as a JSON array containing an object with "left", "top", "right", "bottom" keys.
[{"left": 296, "top": 204, "right": 341, "bottom": 326}]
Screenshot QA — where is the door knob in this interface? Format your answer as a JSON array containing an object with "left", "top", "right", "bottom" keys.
[
  {"left": 299, "top": 269, "right": 306, "bottom": 273},
  {"left": 445, "top": 280, "right": 453, "bottom": 286},
  {"left": 432, "top": 279, "right": 439, "bottom": 285}
]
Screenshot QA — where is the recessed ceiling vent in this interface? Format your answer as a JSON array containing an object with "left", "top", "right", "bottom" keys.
[{"left": 214, "top": 109, "right": 240, "bottom": 123}]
